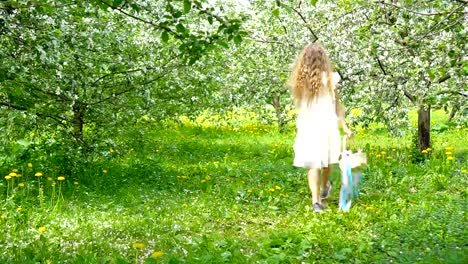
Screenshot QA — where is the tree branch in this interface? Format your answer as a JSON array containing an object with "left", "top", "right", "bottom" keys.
[
  {"left": 0, "top": 101, "right": 67, "bottom": 123},
  {"left": 437, "top": 74, "right": 451, "bottom": 84},
  {"left": 0, "top": 101, "right": 27, "bottom": 111},
  {"left": 374, "top": 56, "right": 417, "bottom": 104},
  {"left": 376, "top": 1, "right": 468, "bottom": 16},
  {"left": 91, "top": 67, "right": 156, "bottom": 87},
  {"left": 96, "top": 0, "right": 178, "bottom": 36},
  {"left": 88, "top": 63, "right": 180, "bottom": 106},
  {"left": 403, "top": 90, "right": 416, "bottom": 103},
  {"left": 245, "top": 37, "right": 297, "bottom": 48},
  {"left": 376, "top": 57, "right": 387, "bottom": 75},
  {"left": 287, "top": 4, "right": 319, "bottom": 42},
  {"left": 31, "top": 87, "right": 73, "bottom": 102}
]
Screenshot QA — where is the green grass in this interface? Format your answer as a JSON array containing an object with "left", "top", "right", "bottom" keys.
[{"left": 1, "top": 120, "right": 467, "bottom": 263}]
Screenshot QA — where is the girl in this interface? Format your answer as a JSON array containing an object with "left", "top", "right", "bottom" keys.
[{"left": 288, "top": 43, "right": 352, "bottom": 213}]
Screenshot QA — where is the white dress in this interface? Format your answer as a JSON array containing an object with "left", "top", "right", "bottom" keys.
[{"left": 293, "top": 72, "right": 341, "bottom": 169}]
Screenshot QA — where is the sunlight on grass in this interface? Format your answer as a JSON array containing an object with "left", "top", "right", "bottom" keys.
[{"left": 1, "top": 114, "right": 467, "bottom": 263}]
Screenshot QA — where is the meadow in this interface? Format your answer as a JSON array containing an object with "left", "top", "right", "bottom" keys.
[{"left": 0, "top": 110, "right": 466, "bottom": 263}]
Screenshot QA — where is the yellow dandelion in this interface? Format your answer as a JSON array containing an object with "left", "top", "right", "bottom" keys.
[
  {"left": 16, "top": 207, "right": 22, "bottom": 212},
  {"left": 447, "top": 156, "right": 454, "bottom": 161},
  {"left": 47, "top": 177, "right": 53, "bottom": 181},
  {"left": 39, "top": 226, "right": 46, "bottom": 233},
  {"left": 426, "top": 148, "right": 432, "bottom": 151},
  {"left": 151, "top": 251, "right": 164, "bottom": 258},
  {"left": 392, "top": 148, "right": 396, "bottom": 151},
  {"left": 132, "top": 242, "right": 145, "bottom": 250},
  {"left": 275, "top": 185, "right": 282, "bottom": 190},
  {"left": 74, "top": 181, "right": 79, "bottom": 185},
  {"left": 461, "top": 169, "right": 467, "bottom": 173},
  {"left": 386, "top": 156, "right": 392, "bottom": 160},
  {"left": 18, "top": 183, "right": 25, "bottom": 188},
  {"left": 421, "top": 150, "right": 428, "bottom": 154},
  {"left": 12, "top": 169, "right": 18, "bottom": 173},
  {"left": 381, "top": 151, "right": 386, "bottom": 155},
  {"left": 35, "top": 172, "right": 43, "bottom": 177},
  {"left": 247, "top": 189, "right": 253, "bottom": 193},
  {"left": 9, "top": 172, "right": 17, "bottom": 177},
  {"left": 28, "top": 163, "right": 33, "bottom": 168},
  {"left": 15, "top": 174, "right": 22, "bottom": 178},
  {"left": 57, "top": 176, "right": 65, "bottom": 181},
  {"left": 445, "top": 151, "right": 452, "bottom": 155},
  {"left": 102, "top": 170, "right": 108, "bottom": 174},
  {"left": 5, "top": 175, "right": 12, "bottom": 180},
  {"left": 269, "top": 188, "right": 275, "bottom": 192},
  {"left": 376, "top": 154, "right": 381, "bottom": 158},
  {"left": 445, "top": 146, "right": 454, "bottom": 151}
]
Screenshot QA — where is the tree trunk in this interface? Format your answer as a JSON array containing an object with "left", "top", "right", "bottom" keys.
[
  {"left": 72, "top": 102, "right": 86, "bottom": 143},
  {"left": 418, "top": 104, "right": 431, "bottom": 151},
  {"left": 448, "top": 104, "right": 459, "bottom": 123},
  {"left": 272, "top": 95, "right": 285, "bottom": 132}
]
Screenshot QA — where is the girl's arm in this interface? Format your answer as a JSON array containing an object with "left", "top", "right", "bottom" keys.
[{"left": 335, "top": 93, "right": 352, "bottom": 138}]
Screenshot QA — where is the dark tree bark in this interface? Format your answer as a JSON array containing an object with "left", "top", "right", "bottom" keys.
[
  {"left": 72, "top": 102, "right": 86, "bottom": 143},
  {"left": 272, "top": 95, "right": 286, "bottom": 132},
  {"left": 448, "top": 104, "right": 459, "bottom": 123},
  {"left": 418, "top": 104, "right": 431, "bottom": 151}
]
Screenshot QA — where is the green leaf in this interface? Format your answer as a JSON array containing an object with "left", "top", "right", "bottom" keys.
[
  {"left": 272, "top": 8, "right": 280, "bottom": 17},
  {"left": 218, "top": 41, "right": 229, "bottom": 49},
  {"left": 428, "top": 69, "right": 436, "bottom": 81},
  {"left": 176, "top": 23, "right": 186, "bottom": 33},
  {"left": 208, "top": 16, "right": 213, "bottom": 24},
  {"left": 161, "top": 31, "right": 169, "bottom": 43},
  {"left": 448, "top": 50, "right": 456, "bottom": 58},
  {"left": 310, "top": 0, "right": 318, "bottom": 6},
  {"left": 188, "top": 57, "right": 198, "bottom": 65},
  {"left": 173, "top": 11, "right": 183, "bottom": 18},
  {"left": 113, "top": 0, "right": 124, "bottom": 8},
  {"left": 333, "top": 253, "right": 346, "bottom": 260},
  {"left": 233, "top": 35, "right": 242, "bottom": 45},
  {"left": 17, "top": 139, "right": 32, "bottom": 147},
  {"left": 130, "top": 3, "right": 141, "bottom": 12},
  {"left": 96, "top": 0, "right": 110, "bottom": 10},
  {"left": 183, "top": 0, "right": 191, "bottom": 14}
]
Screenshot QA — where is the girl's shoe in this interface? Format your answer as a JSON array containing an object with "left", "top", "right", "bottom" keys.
[
  {"left": 320, "top": 181, "right": 332, "bottom": 200},
  {"left": 313, "top": 202, "right": 324, "bottom": 213}
]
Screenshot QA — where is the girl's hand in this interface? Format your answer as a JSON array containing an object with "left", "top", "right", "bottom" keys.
[{"left": 344, "top": 127, "right": 353, "bottom": 138}]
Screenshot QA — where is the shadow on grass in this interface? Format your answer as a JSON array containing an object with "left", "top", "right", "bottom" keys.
[{"left": 72, "top": 125, "right": 299, "bottom": 202}]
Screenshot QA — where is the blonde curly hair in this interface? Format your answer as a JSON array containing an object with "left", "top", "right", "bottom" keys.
[{"left": 288, "top": 43, "right": 334, "bottom": 107}]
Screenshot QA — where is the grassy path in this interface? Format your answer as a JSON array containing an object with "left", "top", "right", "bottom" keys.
[{"left": 1, "top": 124, "right": 466, "bottom": 263}]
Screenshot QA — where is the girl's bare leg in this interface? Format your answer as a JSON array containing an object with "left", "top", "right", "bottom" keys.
[
  {"left": 307, "top": 168, "right": 320, "bottom": 204},
  {"left": 321, "top": 165, "right": 332, "bottom": 189}
]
